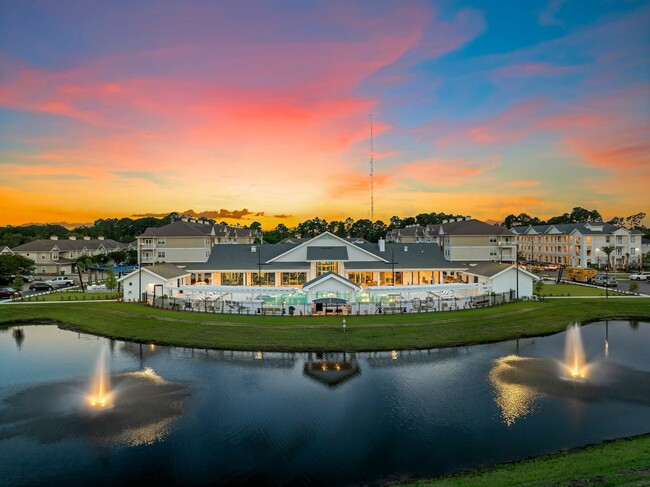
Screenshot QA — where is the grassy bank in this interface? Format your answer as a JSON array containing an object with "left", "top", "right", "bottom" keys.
[
  {"left": 540, "top": 283, "right": 617, "bottom": 296},
  {"left": 1, "top": 298, "right": 649, "bottom": 351},
  {"left": 20, "top": 291, "right": 120, "bottom": 301},
  {"left": 408, "top": 434, "right": 650, "bottom": 486}
]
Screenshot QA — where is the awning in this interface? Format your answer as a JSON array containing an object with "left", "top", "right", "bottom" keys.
[{"left": 312, "top": 297, "right": 348, "bottom": 304}]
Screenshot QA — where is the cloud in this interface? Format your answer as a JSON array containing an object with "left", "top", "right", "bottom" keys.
[
  {"left": 509, "top": 180, "right": 541, "bottom": 188},
  {"left": 537, "top": 0, "right": 566, "bottom": 26}
]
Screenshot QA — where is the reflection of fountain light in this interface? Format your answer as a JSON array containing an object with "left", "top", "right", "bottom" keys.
[
  {"left": 126, "top": 367, "right": 167, "bottom": 384},
  {"left": 391, "top": 350, "right": 398, "bottom": 360},
  {"left": 87, "top": 343, "right": 112, "bottom": 409},
  {"left": 564, "top": 323, "right": 587, "bottom": 379},
  {"left": 255, "top": 351, "right": 263, "bottom": 360},
  {"left": 489, "top": 355, "right": 540, "bottom": 426},
  {"left": 149, "top": 344, "right": 156, "bottom": 351}
]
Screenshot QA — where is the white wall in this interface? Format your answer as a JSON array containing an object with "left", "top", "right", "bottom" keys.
[{"left": 491, "top": 268, "right": 534, "bottom": 297}]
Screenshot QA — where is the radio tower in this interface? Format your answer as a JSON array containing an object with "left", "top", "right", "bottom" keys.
[{"left": 370, "top": 115, "right": 374, "bottom": 222}]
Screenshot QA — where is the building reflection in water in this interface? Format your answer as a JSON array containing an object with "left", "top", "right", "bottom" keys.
[{"left": 303, "top": 352, "right": 361, "bottom": 388}]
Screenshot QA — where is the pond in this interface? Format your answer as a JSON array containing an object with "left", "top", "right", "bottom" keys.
[{"left": 1, "top": 321, "right": 649, "bottom": 486}]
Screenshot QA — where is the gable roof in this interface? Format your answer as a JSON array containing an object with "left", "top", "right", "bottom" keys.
[
  {"left": 512, "top": 222, "right": 629, "bottom": 236},
  {"left": 118, "top": 263, "right": 189, "bottom": 282},
  {"left": 427, "top": 219, "right": 513, "bottom": 236},
  {"left": 185, "top": 243, "right": 309, "bottom": 271},
  {"left": 139, "top": 220, "right": 215, "bottom": 237},
  {"left": 302, "top": 272, "right": 361, "bottom": 291},
  {"left": 461, "top": 262, "right": 538, "bottom": 280},
  {"left": 267, "top": 232, "right": 387, "bottom": 264}
]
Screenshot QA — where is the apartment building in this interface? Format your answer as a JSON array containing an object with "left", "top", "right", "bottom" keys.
[
  {"left": 11, "top": 236, "right": 129, "bottom": 275},
  {"left": 137, "top": 218, "right": 261, "bottom": 265},
  {"left": 386, "top": 218, "right": 516, "bottom": 262},
  {"left": 511, "top": 222, "right": 644, "bottom": 268}
]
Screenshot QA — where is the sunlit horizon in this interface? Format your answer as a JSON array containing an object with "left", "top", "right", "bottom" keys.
[{"left": 1, "top": 1, "right": 648, "bottom": 228}]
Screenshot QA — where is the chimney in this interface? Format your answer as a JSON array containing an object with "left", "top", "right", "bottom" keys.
[
  {"left": 378, "top": 238, "right": 385, "bottom": 252},
  {"left": 50, "top": 235, "right": 58, "bottom": 240},
  {"left": 69, "top": 236, "right": 76, "bottom": 240}
]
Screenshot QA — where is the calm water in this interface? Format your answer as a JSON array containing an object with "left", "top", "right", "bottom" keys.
[{"left": 1, "top": 321, "right": 649, "bottom": 486}]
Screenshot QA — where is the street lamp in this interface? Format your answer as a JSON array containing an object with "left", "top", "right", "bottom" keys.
[
  {"left": 596, "top": 248, "right": 600, "bottom": 269},
  {"left": 637, "top": 248, "right": 641, "bottom": 270},
  {"left": 515, "top": 242, "right": 519, "bottom": 300}
]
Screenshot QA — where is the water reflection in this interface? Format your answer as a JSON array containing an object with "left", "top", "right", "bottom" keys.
[
  {"left": 489, "top": 355, "right": 650, "bottom": 426},
  {"left": 12, "top": 328, "right": 24, "bottom": 350},
  {"left": 0, "top": 368, "right": 189, "bottom": 447},
  {"left": 303, "top": 352, "right": 361, "bottom": 387},
  {"left": 489, "top": 355, "right": 541, "bottom": 426}
]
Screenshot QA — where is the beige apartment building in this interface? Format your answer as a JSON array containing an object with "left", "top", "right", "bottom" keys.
[
  {"left": 137, "top": 218, "right": 261, "bottom": 265},
  {"left": 386, "top": 218, "right": 516, "bottom": 262},
  {"left": 11, "top": 236, "right": 130, "bottom": 275}
]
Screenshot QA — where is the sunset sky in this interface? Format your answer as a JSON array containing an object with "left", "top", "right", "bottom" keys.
[{"left": 1, "top": 0, "right": 648, "bottom": 228}]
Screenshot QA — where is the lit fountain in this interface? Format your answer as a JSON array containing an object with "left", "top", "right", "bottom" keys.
[
  {"left": 564, "top": 323, "right": 587, "bottom": 380},
  {"left": 86, "top": 343, "right": 113, "bottom": 409}
]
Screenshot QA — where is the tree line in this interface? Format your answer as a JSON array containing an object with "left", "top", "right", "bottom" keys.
[{"left": 1, "top": 207, "right": 647, "bottom": 249}]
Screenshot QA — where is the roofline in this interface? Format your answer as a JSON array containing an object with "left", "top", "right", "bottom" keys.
[{"left": 266, "top": 232, "right": 389, "bottom": 263}]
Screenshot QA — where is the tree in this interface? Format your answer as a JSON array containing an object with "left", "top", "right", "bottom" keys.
[
  {"left": 107, "top": 250, "right": 127, "bottom": 265},
  {"left": 629, "top": 281, "right": 639, "bottom": 295},
  {"left": 600, "top": 245, "right": 616, "bottom": 270},
  {"left": 12, "top": 275, "right": 24, "bottom": 296},
  {"left": 534, "top": 280, "right": 545, "bottom": 296},
  {"left": 104, "top": 270, "right": 118, "bottom": 291},
  {"left": 625, "top": 212, "right": 646, "bottom": 230},
  {"left": 0, "top": 254, "right": 35, "bottom": 281}
]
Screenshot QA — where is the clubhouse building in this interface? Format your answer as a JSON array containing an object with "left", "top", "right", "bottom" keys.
[{"left": 121, "top": 231, "right": 536, "bottom": 314}]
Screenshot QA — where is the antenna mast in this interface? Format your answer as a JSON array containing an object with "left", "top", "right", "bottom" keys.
[{"left": 370, "top": 115, "right": 374, "bottom": 222}]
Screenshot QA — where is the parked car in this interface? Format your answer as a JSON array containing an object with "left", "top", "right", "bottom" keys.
[
  {"left": 0, "top": 287, "right": 19, "bottom": 299},
  {"left": 21, "top": 275, "right": 35, "bottom": 283},
  {"left": 592, "top": 274, "right": 617, "bottom": 287},
  {"left": 29, "top": 282, "right": 54, "bottom": 292},
  {"left": 45, "top": 276, "right": 77, "bottom": 288},
  {"left": 629, "top": 271, "right": 650, "bottom": 281}
]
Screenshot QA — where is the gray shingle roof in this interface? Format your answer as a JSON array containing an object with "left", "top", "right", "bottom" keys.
[
  {"left": 186, "top": 240, "right": 461, "bottom": 272},
  {"left": 427, "top": 219, "right": 512, "bottom": 236},
  {"left": 306, "top": 246, "right": 349, "bottom": 261},
  {"left": 347, "top": 243, "right": 461, "bottom": 270},
  {"left": 12, "top": 238, "right": 124, "bottom": 252},
  {"left": 185, "top": 244, "right": 301, "bottom": 271},
  {"left": 460, "top": 262, "right": 513, "bottom": 278},
  {"left": 144, "top": 264, "right": 190, "bottom": 280},
  {"left": 140, "top": 220, "right": 214, "bottom": 237},
  {"left": 512, "top": 222, "right": 627, "bottom": 235}
]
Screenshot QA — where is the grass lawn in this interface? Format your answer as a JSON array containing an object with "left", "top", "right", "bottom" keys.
[
  {"left": 540, "top": 283, "right": 617, "bottom": 296},
  {"left": 20, "top": 291, "right": 120, "bottom": 301},
  {"left": 408, "top": 434, "right": 650, "bottom": 486},
  {"left": 1, "top": 298, "right": 649, "bottom": 351}
]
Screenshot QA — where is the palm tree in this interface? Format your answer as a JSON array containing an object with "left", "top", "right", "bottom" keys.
[{"left": 600, "top": 245, "right": 616, "bottom": 270}]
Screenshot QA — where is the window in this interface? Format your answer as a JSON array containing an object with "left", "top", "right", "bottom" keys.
[
  {"left": 605, "top": 236, "right": 610, "bottom": 243},
  {"left": 157, "top": 251, "right": 165, "bottom": 259},
  {"left": 221, "top": 272, "right": 244, "bottom": 286},
  {"left": 316, "top": 261, "right": 338, "bottom": 276},
  {"left": 348, "top": 272, "right": 375, "bottom": 286},
  {"left": 631, "top": 236, "right": 636, "bottom": 243},
  {"left": 52, "top": 252, "right": 59, "bottom": 260},
  {"left": 490, "top": 250, "right": 498, "bottom": 257},
  {"left": 489, "top": 236, "right": 497, "bottom": 243},
  {"left": 41, "top": 253, "right": 46, "bottom": 260},
  {"left": 156, "top": 239, "right": 165, "bottom": 245},
  {"left": 379, "top": 272, "right": 402, "bottom": 286},
  {"left": 251, "top": 272, "right": 275, "bottom": 286},
  {"left": 281, "top": 272, "right": 306, "bottom": 286}
]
